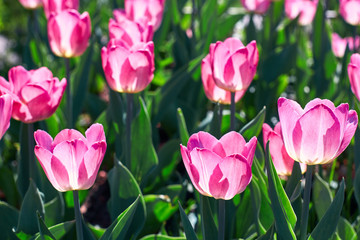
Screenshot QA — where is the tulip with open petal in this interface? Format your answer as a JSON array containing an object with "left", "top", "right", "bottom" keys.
[
  {"left": 340, "top": 0, "right": 360, "bottom": 25},
  {"left": 263, "top": 122, "right": 306, "bottom": 176},
  {"left": 278, "top": 97, "right": 358, "bottom": 165},
  {"left": 34, "top": 123, "right": 107, "bottom": 192},
  {"left": 180, "top": 131, "right": 257, "bottom": 200},
  {"left": 0, "top": 66, "right": 66, "bottom": 123}
]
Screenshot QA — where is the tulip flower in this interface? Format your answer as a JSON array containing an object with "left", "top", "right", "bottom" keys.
[
  {"left": 34, "top": 123, "right": 107, "bottom": 192},
  {"left": 209, "top": 37, "right": 259, "bottom": 93},
  {"left": 180, "top": 131, "right": 257, "bottom": 200},
  {"left": 109, "top": 9, "right": 153, "bottom": 48},
  {"left": 240, "top": 0, "right": 271, "bottom": 14},
  {"left": 339, "top": 0, "right": 360, "bottom": 25},
  {"left": 124, "top": 0, "right": 166, "bottom": 30},
  {"left": 278, "top": 97, "right": 358, "bottom": 165},
  {"left": 263, "top": 123, "right": 306, "bottom": 176},
  {"left": 18, "top": 0, "right": 42, "bottom": 9},
  {"left": 42, "top": 0, "right": 79, "bottom": 19},
  {"left": 332, "top": 33, "right": 360, "bottom": 57},
  {"left": 47, "top": 9, "right": 91, "bottom": 58},
  {"left": 348, "top": 53, "right": 360, "bottom": 101},
  {"left": 284, "top": 0, "right": 318, "bottom": 25},
  {"left": 0, "top": 66, "right": 66, "bottom": 123},
  {"left": 0, "top": 94, "right": 13, "bottom": 140},
  {"left": 201, "top": 54, "right": 245, "bottom": 104},
  {"left": 101, "top": 40, "right": 155, "bottom": 93}
]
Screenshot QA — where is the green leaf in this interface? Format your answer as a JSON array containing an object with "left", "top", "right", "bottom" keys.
[
  {"left": 177, "top": 108, "right": 190, "bottom": 145},
  {"left": 354, "top": 166, "right": 360, "bottom": 210},
  {"left": 34, "top": 221, "right": 75, "bottom": 240},
  {"left": 257, "top": 224, "right": 275, "bottom": 240},
  {"left": 107, "top": 159, "right": 146, "bottom": 239},
  {"left": 239, "top": 106, "right": 266, "bottom": 140},
  {"left": 16, "top": 180, "right": 45, "bottom": 235},
  {"left": 36, "top": 211, "right": 56, "bottom": 240},
  {"left": 265, "top": 144, "right": 296, "bottom": 240},
  {"left": 140, "top": 235, "right": 186, "bottom": 240},
  {"left": 313, "top": 173, "right": 332, "bottom": 219},
  {"left": 100, "top": 196, "right": 140, "bottom": 240},
  {"left": 0, "top": 201, "right": 19, "bottom": 240},
  {"left": 285, "top": 161, "right": 302, "bottom": 199},
  {"left": 209, "top": 104, "right": 222, "bottom": 139},
  {"left": 200, "top": 196, "right": 217, "bottom": 240},
  {"left": 250, "top": 179, "right": 266, "bottom": 235},
  {"left": 178, "top": 201, "right": 198, "bottom": 240},
  {"left": 309, "top": 180, "right": 345, "bottom": 240},
  {"left": 337, "top": 217, "right": 357, "bottom": 240},
  {"left": 0, "top": 166, "right": 20, "bottom": 207},
  {"left": 131, "top": 97, "right": 158, "bottom": 183},
  {"left": 44, "top": 192, "right": 65, "bottom": 226}
]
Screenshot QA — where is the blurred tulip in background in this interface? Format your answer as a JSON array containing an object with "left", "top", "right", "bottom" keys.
[
  {"left": 34, "top": 123, "right": 107, "bottom": 192},
  {"left": 42, "top": 0, "right": 79, "bottom": 19},
  {"left": 240, "top": 0, "right": 271, "bottom": 14},
  {"left": 0, "top": 66, "right": 66, "bottom": 123},
  {"left": 332, "top": 33, "right": 360, "bottom": 57},
  {"left": 348, "top": 53, "right": 360, "bottom": 101},
  {"left": 284, "top": 0, "right": 318, "bottom": 25},
  {"left": 18, "top": 0, "right": 42, "bottom": 9},
  {"left": 278, "top": 97, "right": 358, "bottom": 165},
  {"left": 339, "top": 0, "right": 360, "bottom": 25},
  {"left": 210, "top": 37, "right": 259, "bottom": 92},
  {"left": 180, "top": 131, "right": 257, "bottom": 200},
  {"left": 47, "top": 9, "right": 91, "bottom": 58}
]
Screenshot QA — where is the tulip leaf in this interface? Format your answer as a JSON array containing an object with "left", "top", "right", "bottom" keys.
[
  {"left": 200, "top": 195, "right": 217, "bottom": 240},
  {"left": 100, "top": 196, "right": 140, "bottom": 240},
  {"left": 354, "top": 165, "right": 360, "bottom": 210},
  {"left": 0, "top": 166, "right": 20, "bottom": 207},
  {"left": 177, "top": 108, "right": 190, "bottom": 145},
  {"left": 233, "top": 187, "right": 254, "bottom": 237},
  {"left": 336, "top": 217, "right": 357, "bottom": 240},
  {"left": 285, "top": 161, "right": 302, "bottom": 198},
  {"left": 17, "top": 123, "right": 42, "bottom": 198},
  {"left": 140, "top": 235, "right": 186, "bottom": 240},
  {"left": 178, "top": 201, "right": 198, "bottom": 240},
  {"left": 107, "top": 159, "right": 146, "bottom": 239},
  {"left": 265, "top": 144, "right": 296, "bottom": 240},
  {"left": 308, "top": 179, "right": 345, "bottom": 240},
  {"left": 34, "top": 221, "right": 75, "bottom": 240},
  {"left": 239, "top": 106, "right": 266, "bottom": 140},
  {"left": 36, "top": 211, "right": 56, "bottom": 240},
  {"left": 131, "top": 97, "right": 158, "bottom": 184},
  {"left": 257, "top": 224, "right": 275, "bottom": 240},
  {"left": 44, "top": 192, "right": 65, "bottom": 226},
  {"left": 0, "top": 201, "right": 19, "bottom": 240},
  {"left": 313, "top": 173, "right": 332, "bottom": 219},
  {"left": 250, "top": 179, "right": 266, "bottom": 235},
  {"left": 16, "top": 180, "right": 45, "bottom": 235}
]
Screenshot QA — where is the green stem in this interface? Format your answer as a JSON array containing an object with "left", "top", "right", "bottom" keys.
[
  {"left": 65, "top": 58, "right": 72, "bottom": 128},
  {"left": 28, "top": 123, "right": 40, "bottom": 187},
  {"left": 73, "top": 190, "right": 84, "bottom": 240},
  {"left": 200, "top": 196, "right": 206, "bottom": 239},
  {"left": 218, "top": 199, "right": 225, "bottom": 240},
  {"left": 230, "top": 92, "right": 235, "bottom": 131},
  {"left": 126, "top": 93, "right": 133, "bottom": 169},
  {"left": 219, "top": 104, "right": 223, "bottom": 130},
  {"left": 300, "top": 165, "right": 314, "bottom": 240}
]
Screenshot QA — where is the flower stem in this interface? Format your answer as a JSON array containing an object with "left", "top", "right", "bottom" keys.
[
  {"left": 28, "top": 123, "right": 40, "bottom": 187},
  {"left": 73, "top": 190, "right": 84, "bottom": 240},
  {"left": 126, "top": 93, "right": 133, "bottom": 169},
  {"left": 300, "top": 164, "right": 314, "bottom": 240},
  {"left": 218, "top": 199, "right": 225, "bottom": 240},
  {"left": 65, "top": 58, "right": 72, "bottom": 128},
  {"left": 230, "top": 92, "right": 235, "bottom": 131}
]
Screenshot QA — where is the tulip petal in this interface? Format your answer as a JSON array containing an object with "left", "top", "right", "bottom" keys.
[
  {"left": 223, "top": 37, "right": 245, "bottom": 54},
  {"left": 336, "top": 110, "right": 358, "bottom": 161},
  {"left": 292, "top": 104, "right": 341, "bottom": 164},
  {"left": 222, "top": 48, "right": 249, "bottom": 91},
  {"left": 208, "top": 165, "right": 229, "bottom": 199},
  {"left": 219, "top": 131, "right": 246, "bottom": 156},
  {"left": 85, "top": 123, "right": 106, "bottom": 144},
  {"left": 8, "top": 66, "right": 30, "bottom": 95},
  {"left": 29, "top": 67, "right": 53, "bottom": 83},
  {"left": 53, "top": 129, "right": 87, "bottom": 146},
  {"left": 0, "top": 94, "right": 12, "bottom": 139},
  {"left": 51, "top": 155, "right": 71, "bottom": 191},
  {"left": 190, "top": 148, "right": 222, "bottom": 195},
  {"left": 187, "top": 131, "right": 226, "bottom": 157},
  {"left": 34, "top": 130, "right": 53, "bottom": 151}
]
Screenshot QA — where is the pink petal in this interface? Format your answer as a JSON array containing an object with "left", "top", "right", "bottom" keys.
[
  {"left": 335, "top": 110, "right": 358, "bottom": 161},
  {"left": 51, "top": 155, "right": 71, "bottom": 191},
  {"left": 8, "top": 66, "right": 30, "bottom": 95},
  {"left": 34, "top": 130, "right": 53, "bottom": 151},
  {"left": 85, "top": 123, "right": 106, "bottom": 144},
  {"left": 69, "top": 11, "right": 91, "bottom": 57},
  {"left": 223, "top": 37, "right": 245, "bottom": 54},
  {"left": 187, "top": 131, "right": 225, "bottom": 157},
  {"left": 219, "top": 131, "right": 246, "bottom": 156},
  {"left": 292, "top": 104, "right": 341, "bottom": 164},
  {"left": 208, "top": 165, "right": 229, "bottom": 199},
  {"left": 304, "top": 98, "right": 335, "bottom": 112},
  {"left": 0, "top": 94, "right": 12, "bottom": 139},
  {"left": 242, "top": 137, "right": 257, "bottom": 165},
  {"left": 53, "top": 129, "right": 87, "bottom": 147}
]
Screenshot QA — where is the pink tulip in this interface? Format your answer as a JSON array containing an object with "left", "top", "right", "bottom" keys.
[
  {"left": 209, "top": 37, "right": 259, "bottom": 92},
  {"left": 263, "top": 123, "right": 306, "bottom": 176},
  {"left": 18, "top": 0, "right": 42, "bottom": 9},
  {"left": 124, "top": 0, "right": 166, "bottom": 30},
  {"left": 42, "top": 0, "right": 79, "bottom": 19},
  {"left": 0, "top": 66, "right": 66, "bottom": 123},
  {"left": 240, "top": 0, "right": 271, "bottom": 14},
  {"left": 101, "top": 40, "right": 154, "bottom": 93},
  {"left": 34, "top": 123, "right": 107, "bottom": 192},
  {"left": 332, "top": 33, "right": 360, "bottom": 57},
  {"left": 0, "top": 94, "right": 13, "bottom": 139},
  {"left": 180, "top": 131, "right": 257, "bottom": 200},
  {"left": 278, "top": 97, "right": 358, "bottom": 165},
  {"left": 109, "top": 9, "right": 153, "bottom": 48},
  {"left": 348, "top": 53, "right": 360, "bottom": 101},
  {"left": 284, "top": 0, "right": 318, "bottom": 25},
  {"left": 47, "top": 9, "right": 91, "bottom": 58},
  {"left": 201, "top": 54, "right": 245, "bottom": 104},
  {"left": 339, "top": 0, "right": 360, "bottom": 25}
]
